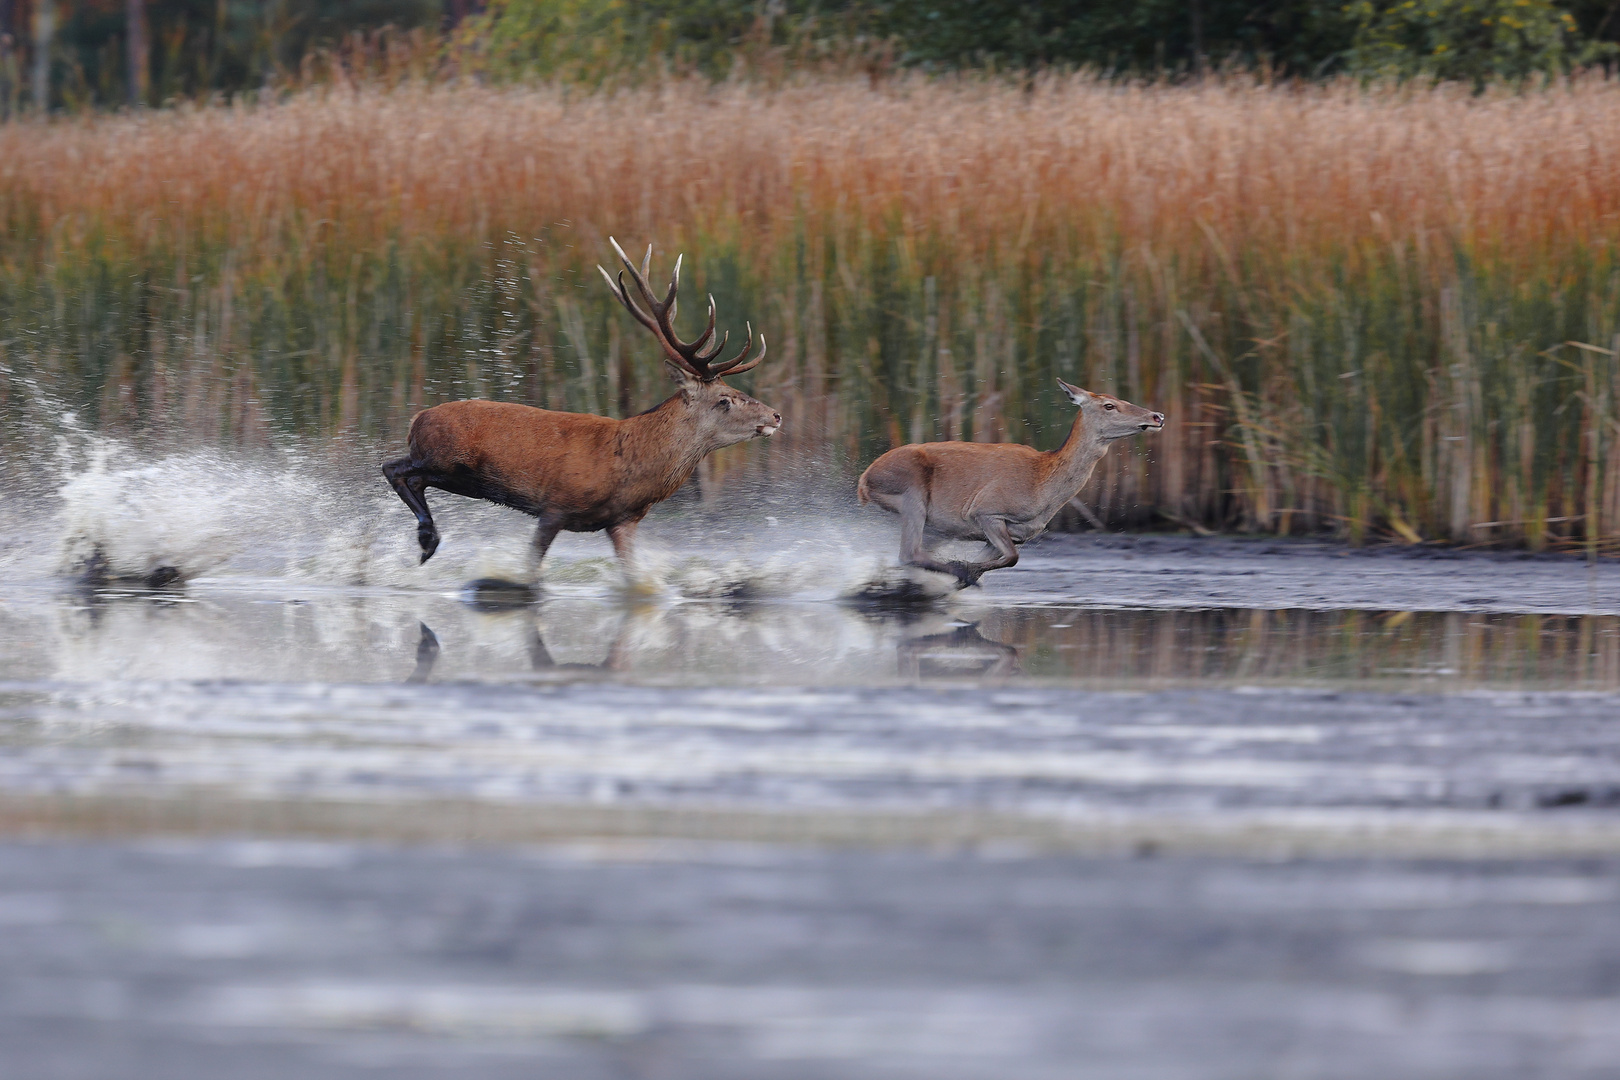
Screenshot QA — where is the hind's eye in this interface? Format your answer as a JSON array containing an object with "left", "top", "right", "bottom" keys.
[{"left": 1103, "top": 402, "right": 1116, "bottom": 410}]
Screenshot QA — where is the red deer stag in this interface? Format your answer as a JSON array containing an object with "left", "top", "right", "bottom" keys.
[
  {"left": 382, "top": 240, "right": 779, "bottom": 576},
  {"left": 857, "top": 381, "right": 1163, "bottom": 588}
]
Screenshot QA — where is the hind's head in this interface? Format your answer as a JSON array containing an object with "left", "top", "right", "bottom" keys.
[{"left": 1057, "top": 379, "right": 1165, "bottom": 440}]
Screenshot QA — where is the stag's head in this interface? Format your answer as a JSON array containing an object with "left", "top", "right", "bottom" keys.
[
  {"left": 1057, "top": 379, "right": 1165, "bottom": 441},
  {"left": 600, "top": 238, "right": 780, "bottom": 448},
  {"left": 670, "top": 365, "right": 781, "bottom": 447}
]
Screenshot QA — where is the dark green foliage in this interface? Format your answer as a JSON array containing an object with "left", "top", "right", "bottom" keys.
[
  {"left": 1345, "top": 0, "right": 1582, "bottom": 84},
  {"left": 461, "top": 0, "right": 1615, "bottom": 83},
  {"left": 25, "top": 0, "right": 441, "bottom": 109},
  {"left": 11, "top": 0, "right": 1620, "bottom": 113},
  {"left": 863, "top": 1, "right": 1355, "bottom": 75}
]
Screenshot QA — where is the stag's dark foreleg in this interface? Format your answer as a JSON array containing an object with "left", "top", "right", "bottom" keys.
[{"left": 383, "top": 457, "right": 440, "bottom": 564}]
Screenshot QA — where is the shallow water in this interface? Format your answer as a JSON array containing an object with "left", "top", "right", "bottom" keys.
[
  {"left": 8, "top": 586, "right": 1620, "bottom": 689},
  {"left": 5, "top": 442, "right": 1620, "bottom": 824}
]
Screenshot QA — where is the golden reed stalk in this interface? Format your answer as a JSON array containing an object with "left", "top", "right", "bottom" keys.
[{"left": 3, "top": 74, "right": 1619, "bottom": 546}]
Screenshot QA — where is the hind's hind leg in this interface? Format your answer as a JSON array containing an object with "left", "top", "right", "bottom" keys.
[
  {"left": 898, "top": 488, "right": 977, "bottom": 586},
  {"left": 382, "top": 457, "right": 440, "bottom": 564}
]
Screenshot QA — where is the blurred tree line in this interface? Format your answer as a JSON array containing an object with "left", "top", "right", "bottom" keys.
[
  {"left": 2, "top": 0, "right": 1618, "bottom": 114},
  {"left": 0, "top": 0, "right": 452, "bottom": 114}
]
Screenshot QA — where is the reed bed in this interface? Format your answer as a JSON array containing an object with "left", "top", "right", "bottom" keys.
[{"left": 3, "top": 74, "right": 1620, "bottom": 546}]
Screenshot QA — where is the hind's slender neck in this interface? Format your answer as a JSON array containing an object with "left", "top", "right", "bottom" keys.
[
  {"left": 1027, "top": 410, "right": 1112, "bottom": 529},
  {"left": 1048, "top": 409, "right": 1109, "bottom": 490}
]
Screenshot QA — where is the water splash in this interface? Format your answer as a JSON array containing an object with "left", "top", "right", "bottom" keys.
[{"left": 19, "top": 435, "right": 945, "bottom": 602}]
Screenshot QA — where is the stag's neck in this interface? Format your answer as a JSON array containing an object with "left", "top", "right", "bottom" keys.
[
  {"left": 616, "top": 395, "right": 714, "bottom": 496},
  {"left": 1040, "top": 411, "right": 1110, "bottom": 506}
]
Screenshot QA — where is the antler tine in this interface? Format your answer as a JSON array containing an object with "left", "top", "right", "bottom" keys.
[
  {"left": 612, "top": 236, "right": 664, "bottom": 315},
  {"left": 688, "top": 295, "right": 720, "bottom": 361},
  {"left": 601, "top": 239, "right": 762, "bottom": 381},
  {"left": 605, "top": 268, "right": 646, "bottom": 325},
  {"left": 603, "top": 237, "right": 706, "bottom": 375},
  {"left": 597, "top": 264, "right": 661, "bottom": 338},
  {"left": 696, "top": 330, "right": 729, "bottom": 366},
  {"left": 663, "top": 252, "right": 680, "bottom": 323},
  {"left": 695, "top": 293, "right": 717, "bottom": 354},
  {"left": 645, "top": 257, "right": 721, "bottom": 374},
  {"left": 708, "top": 324, "right": 767, "bottom": 377}
]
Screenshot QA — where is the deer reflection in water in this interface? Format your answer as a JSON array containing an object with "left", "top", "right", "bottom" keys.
[
  {"left": 406, "top": 614, "right": 629, "bottom": 683},
  {"left": 893, "top": 617, "right": 1021, "bottom": 682},
  {"left": 405, "top": 597, "right": 1028, "bottom": 685},
  {"left": 407, "top": 582, "right": 632, "bottom": 683}
]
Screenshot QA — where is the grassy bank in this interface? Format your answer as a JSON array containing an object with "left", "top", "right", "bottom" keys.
[{"left": 2, "top": 74, "right": 1619, "bottom": 547}]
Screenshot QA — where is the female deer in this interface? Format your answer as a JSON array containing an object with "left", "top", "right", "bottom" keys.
[{"left": 858, "top": 381, "right": 1163, "bottom": 587}]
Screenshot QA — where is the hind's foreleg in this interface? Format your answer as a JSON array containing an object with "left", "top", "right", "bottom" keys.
[{"left": 382, "top": 457, "right": 440, "bottom": 564}]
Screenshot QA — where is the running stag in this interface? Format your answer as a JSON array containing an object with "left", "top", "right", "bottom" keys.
[{"left": 383, "top": 240, "right": 779, "bottom": 575}]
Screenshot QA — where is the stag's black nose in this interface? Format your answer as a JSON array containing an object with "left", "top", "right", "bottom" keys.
[
  {"left": 772, "top": 412, "right": 782, "bottom": 424},
  {"left": 1150, "top": 412, "right": 1165, "bottom": 426}
]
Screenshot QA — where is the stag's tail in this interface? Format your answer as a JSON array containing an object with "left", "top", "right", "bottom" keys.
[
  {"left": 405, "top": 408, "right": 431, "bottom": 456},
  {"left": 856, "top": 468, "right": 872, "bottom": 505}
]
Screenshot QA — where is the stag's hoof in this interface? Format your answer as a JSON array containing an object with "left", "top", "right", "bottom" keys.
[
  {"left": 145, "top": 565, "right": 183, "bottom": 589},
  {"left": 462, "top": 578, "right": 539, "bottom": 610},
  {"left": 947, "top": 562, "right": 985, "bottom": 589},
  {"left": 418, "top": 526, "right": 440, "bottom": 564}
]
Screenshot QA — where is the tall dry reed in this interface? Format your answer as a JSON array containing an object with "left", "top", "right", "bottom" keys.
[{"left": 3, "top": 74, "right": 1619, "bottom": 546}]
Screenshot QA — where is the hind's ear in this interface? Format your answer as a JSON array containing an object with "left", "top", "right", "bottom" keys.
[{"left": 1057, "top": 379, "right": 1091, "bottom": 405}]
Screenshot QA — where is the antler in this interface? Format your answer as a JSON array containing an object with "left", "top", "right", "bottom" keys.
[{"left": 597, "top": 237, "right": 767, "bottom": 382}]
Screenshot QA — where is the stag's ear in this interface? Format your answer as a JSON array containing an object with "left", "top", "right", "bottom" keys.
[
  {"left": 1057, "top": 379, "right": 1092, "bottom": 405},
  {"left": 664, "top": 360, "right": 703, "bottom": 391}
]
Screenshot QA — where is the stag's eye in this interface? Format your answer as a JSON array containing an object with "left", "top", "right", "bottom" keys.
[
  {"left": 1103, "top": 402, "right": 1116, "bottom": 411},
  {"left": 715, "top": 399, "right": 733, "bottom": 411}
]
